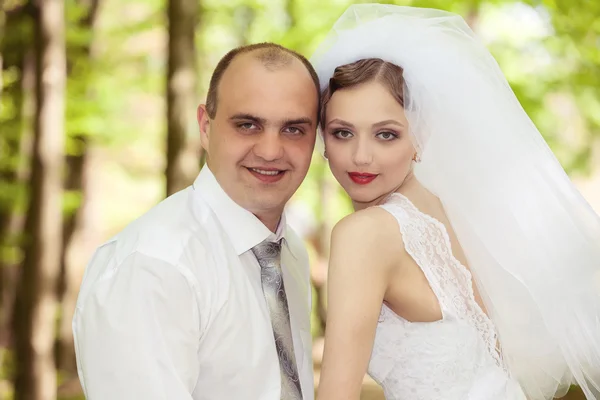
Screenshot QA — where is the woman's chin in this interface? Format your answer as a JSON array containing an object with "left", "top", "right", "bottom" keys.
[{"left": 347, "top": 190, "right": 383, "bottom": 206}]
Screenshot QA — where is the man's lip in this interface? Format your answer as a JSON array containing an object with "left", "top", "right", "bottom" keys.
[
  {"left": 245, "top": 167, "right": 287, "bottom": 183},
  {"left": 246, "top": 167, "right": 285, "bottom": 171}
]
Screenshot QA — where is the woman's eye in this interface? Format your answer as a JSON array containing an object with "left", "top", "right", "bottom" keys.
[
  {"left": 377, "top": 131, "right": 398, "bottom": 140},
  {"left": 333, "top": 130, "right": 353, "bottom": 139}
]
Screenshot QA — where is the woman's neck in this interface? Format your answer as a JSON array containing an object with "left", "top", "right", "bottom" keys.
[{"left": 395, "top": 171, "right": 423, "bottom": 197}]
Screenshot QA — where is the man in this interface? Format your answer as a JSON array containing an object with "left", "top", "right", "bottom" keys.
[{"left": 73, "top": 43, "right": 320, "bottom": 399}]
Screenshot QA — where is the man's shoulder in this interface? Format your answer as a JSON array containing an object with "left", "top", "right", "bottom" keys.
[
  {"left": 77, "top": 189, "right": 219, "bottom": 311},
  {"left": 105, "top": 187, "right": 213, "bottom": 266}
]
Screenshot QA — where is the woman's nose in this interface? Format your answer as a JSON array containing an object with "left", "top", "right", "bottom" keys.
[{"left": 352, "top": 137, "right": 373, "bottom": 166}]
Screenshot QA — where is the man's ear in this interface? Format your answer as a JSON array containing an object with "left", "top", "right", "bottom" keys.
[{"left": 197, "top": 104, "right": 210, "bottom": 152}]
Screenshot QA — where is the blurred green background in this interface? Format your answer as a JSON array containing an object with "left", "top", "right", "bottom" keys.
[{"left": 1, "top": 0, "right": 599, "bottom": 398}]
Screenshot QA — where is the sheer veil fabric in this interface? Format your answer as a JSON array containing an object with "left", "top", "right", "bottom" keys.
[{"left": 311, "top": 5, "right": 600, "bottom": 399}]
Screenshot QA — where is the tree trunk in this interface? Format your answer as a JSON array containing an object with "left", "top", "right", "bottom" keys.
[
  {"left": 166, "top": 0, "right": 198, "bottom": 196},
  {"left": 0, "top": 3, "right": 4, "bottom": 109},
  {"left": 56, "top": 141, "right": 90, "bottom": 374},
  {"left": 0, "top": 3, "right": 36, "bottom": 359},
  {"left": 285, "top": 0, "right": 296, "bottom": 32},
  {"left": 0, "top": 47, "right": 35, "bottom": 353},
  {"left": 233, "top": 4, "right": 254, "bottom": 46},
  {"left": 12, "top": 0, "right": 65, "bottom": 398},
  {"left": 56, "top": 0, "right": 100, "bottom": 375}
]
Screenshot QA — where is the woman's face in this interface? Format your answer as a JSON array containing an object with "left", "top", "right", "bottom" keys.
[{"left": 323, "top": 80, "right": 416, "bottom": 208}]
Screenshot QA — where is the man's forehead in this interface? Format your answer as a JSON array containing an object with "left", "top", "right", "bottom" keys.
[
  {"left": 221, "top": 52, "right": 309, "bottom": 87},
  {"left": 214, "top": 51, "right": 318, "bottom": 122},
  {"left": 219, "top": 61, "right": 316, "bottom": 103}
]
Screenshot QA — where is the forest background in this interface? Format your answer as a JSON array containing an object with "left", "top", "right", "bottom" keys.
[{"left": 1, "top": 0, "right": 599, "bottom": 398}]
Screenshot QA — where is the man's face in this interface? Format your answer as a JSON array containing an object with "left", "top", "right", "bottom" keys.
[{"left": 198, "top": 54, "right": 318, "bottom": 221}]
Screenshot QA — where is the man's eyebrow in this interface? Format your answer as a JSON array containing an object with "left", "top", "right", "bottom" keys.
[
  {"left": 282, "top": 117, "right": 313, "bottom": 126},
  {"left": 229, "top": 113, "right": 267, "bottom": 125},
  {"left": 229, "top": 114, "right": 314, "bottom": 127}
]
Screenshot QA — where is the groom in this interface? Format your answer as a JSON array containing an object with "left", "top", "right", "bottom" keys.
[{"left": 73, "top": 43, "right": 320, "bottom": 399}]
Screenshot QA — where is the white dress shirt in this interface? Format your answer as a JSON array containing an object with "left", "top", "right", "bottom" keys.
[{"left": 73, "top": 166, "right": 314, "bottom": 400}]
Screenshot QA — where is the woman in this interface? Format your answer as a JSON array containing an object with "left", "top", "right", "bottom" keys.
[{"left": 311, "top": 4, "right": 600, "bottom": 400}]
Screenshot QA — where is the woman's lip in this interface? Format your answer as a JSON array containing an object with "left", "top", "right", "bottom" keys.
[
  {"left": 348, "top": 172, "right": 378, "bottom": 185},
  {"left": 348, "top": 172, "right": 377, "bottom": 178}
]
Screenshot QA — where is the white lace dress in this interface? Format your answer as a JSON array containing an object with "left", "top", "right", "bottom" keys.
[{"left": 369, "top": 193, "right": 526, "bottom": 400}]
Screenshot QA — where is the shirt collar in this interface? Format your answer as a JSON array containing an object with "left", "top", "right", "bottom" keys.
[{"left": 193, "top": 165, "right": 297, "bottom": 258}]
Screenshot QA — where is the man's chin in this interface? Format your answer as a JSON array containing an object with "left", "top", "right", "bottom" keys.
[{"left": 242, "top": 193, "right": 290, "bottom": 214}]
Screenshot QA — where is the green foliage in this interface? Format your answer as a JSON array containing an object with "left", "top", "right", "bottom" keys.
[
  {"left": 0, "top": 0, "right": 599, "bottom": 397},
  {"left": 521, "top": 0, "right": 600, "bottom": 174}
]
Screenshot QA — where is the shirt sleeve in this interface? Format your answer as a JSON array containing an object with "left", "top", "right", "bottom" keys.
[{"left": 73, "top": 249, "right": 201, "bottom": 399}]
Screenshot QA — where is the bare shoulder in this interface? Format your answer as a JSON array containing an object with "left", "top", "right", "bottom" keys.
[
  {"left": 330, "top": 207, "right": 403, "bottom": 271},
  {"left": 332, "top": 206, "right": 400, "bottom": 242}
]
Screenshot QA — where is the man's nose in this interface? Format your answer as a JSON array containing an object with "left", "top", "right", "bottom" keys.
[{"left": 253, "top": 130, "right": 284, "bottom": 162}]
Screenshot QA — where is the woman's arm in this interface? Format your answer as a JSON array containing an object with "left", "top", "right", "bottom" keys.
[{"left": 316, "top": 207, "right": 402, "bottom": 400}]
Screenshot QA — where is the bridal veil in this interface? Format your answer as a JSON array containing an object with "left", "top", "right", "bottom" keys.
[{"left": 311, "top": 5, "right": 600, "bottom": 399}]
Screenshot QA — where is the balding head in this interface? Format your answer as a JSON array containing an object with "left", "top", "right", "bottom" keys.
[
  {"left": 205, "top": 43, "right": 320, "bottom": 120},
  {"left": 253, "top": 46, "right": 294, "bottom": 69}
]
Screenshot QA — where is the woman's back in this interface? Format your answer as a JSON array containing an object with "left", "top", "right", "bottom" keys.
[
  {"left": 369, "top": 192, "right": 526, "bottom": 400},
  {"left": 389, "top": 189, "right": 489, "bottom": 317}
]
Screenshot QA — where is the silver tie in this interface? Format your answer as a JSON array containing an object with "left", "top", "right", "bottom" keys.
[{"left": 252, "top": 240, "right": 303, "bottom": 400}]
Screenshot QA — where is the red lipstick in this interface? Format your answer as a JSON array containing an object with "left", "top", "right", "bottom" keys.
[{"left": 348, "top": 172, "right": 378, "bottom": 185}]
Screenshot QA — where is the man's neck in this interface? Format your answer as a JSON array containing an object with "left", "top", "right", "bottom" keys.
[{"left": 254, "top": 211, "right": 282, "bottom": 234}]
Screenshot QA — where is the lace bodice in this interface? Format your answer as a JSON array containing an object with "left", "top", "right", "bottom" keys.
[{"left": 368, "top": 193, "right": 526, "bottom": 400}]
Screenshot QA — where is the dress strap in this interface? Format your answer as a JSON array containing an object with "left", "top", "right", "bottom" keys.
[{"left": 378, "top": 193, "right": 502, "bottom": 367}]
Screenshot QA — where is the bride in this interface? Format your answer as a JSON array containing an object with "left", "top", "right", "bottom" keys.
[{"left": 311, "top": 4, "right": 600, "bottom": 400}]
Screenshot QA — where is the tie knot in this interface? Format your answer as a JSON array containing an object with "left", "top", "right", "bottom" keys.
[{"left": 251, "top": 239, "right": 282, "bottom": 268}]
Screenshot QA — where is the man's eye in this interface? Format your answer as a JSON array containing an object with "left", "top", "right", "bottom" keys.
[
  {"left": 239, "top": 123, "right": 257, "bottom": 130},
  {"left": 284, "top": 127, "right": 303, "bottom": 135}
]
